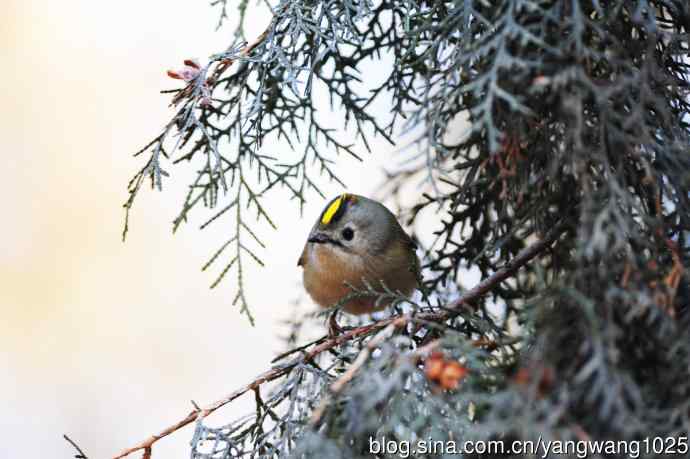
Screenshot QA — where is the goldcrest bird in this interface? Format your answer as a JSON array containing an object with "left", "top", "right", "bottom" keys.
[{"left": 298, "top": 193, "right": 419, "bottom": 316}]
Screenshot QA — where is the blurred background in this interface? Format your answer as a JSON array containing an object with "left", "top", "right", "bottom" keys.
[{"left": 0, "top": 1, "right": 394, "bottom": 457}]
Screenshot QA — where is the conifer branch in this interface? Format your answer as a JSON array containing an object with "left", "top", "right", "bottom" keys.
[{"left": 109, "top": 222, "right": 567, "bottom": 458}]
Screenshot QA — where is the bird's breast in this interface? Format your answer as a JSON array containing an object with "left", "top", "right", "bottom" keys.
[{"left": 301, "top": 242, "right": 417, "bottom": 314}]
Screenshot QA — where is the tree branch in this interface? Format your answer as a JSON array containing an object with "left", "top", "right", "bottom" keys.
[{"left": 109, "top": 222, "right": 568, "bottom": 458}]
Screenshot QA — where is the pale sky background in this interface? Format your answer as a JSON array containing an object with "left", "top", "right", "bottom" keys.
[{"left": 0, "top": 1, "right": 405, "bottom": 458}]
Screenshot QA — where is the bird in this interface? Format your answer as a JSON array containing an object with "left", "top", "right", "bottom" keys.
[{"left": 298, "top": 193, "right": 420, "bottom": 332}]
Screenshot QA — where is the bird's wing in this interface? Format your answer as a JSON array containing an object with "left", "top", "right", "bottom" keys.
[{"left": 402, "top": 230, "right": 423, "bottom": 282}]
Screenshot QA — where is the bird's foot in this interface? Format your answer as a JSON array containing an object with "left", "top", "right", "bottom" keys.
[{"left": 328, "top": 310, "right": 344, "bottom": 339}]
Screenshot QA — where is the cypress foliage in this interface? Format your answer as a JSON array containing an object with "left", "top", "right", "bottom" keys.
[{"left": 124, "top": 1, "right": 690, "bottom": 457}]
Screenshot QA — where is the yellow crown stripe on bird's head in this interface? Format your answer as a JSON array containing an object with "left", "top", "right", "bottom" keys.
[
  {"left": 320, "top": 193, "right": 355, "bottom": 225},
  {"left": 321, "top": 195, "right": 344, "bottom": 225}
]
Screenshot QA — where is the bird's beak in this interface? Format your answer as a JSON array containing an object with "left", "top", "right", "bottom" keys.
[{"left": 308, "top": 232, "right": 332, "bottom": 244}]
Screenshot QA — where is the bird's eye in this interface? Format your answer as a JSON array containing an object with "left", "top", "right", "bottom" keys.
[{"left": 341, "top": 227, "right": 354, "bottom": 241}]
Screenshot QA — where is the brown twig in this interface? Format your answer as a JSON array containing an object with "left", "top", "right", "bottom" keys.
[
  {"left": 110, "top": 222, "right": 568, "bottom": 458},
  {"left": 170, "top": 16, "right": 275, "bottom": 107},
  {"left": 310, "top": 324, "right": 446, "bottom": 424},
  {"left": 310, "top": 317, "right": 408, "bottom": 423},
  {"left": 111, "top": 319, "right": 393, "bottom": 459},
  {"left": 209, "top": 28, "right": 270, "bottom": 83}
]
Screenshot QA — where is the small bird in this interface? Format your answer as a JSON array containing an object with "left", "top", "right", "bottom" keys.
[{"left": 298, "top": 193, "right": 419, "bottom": 329}]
